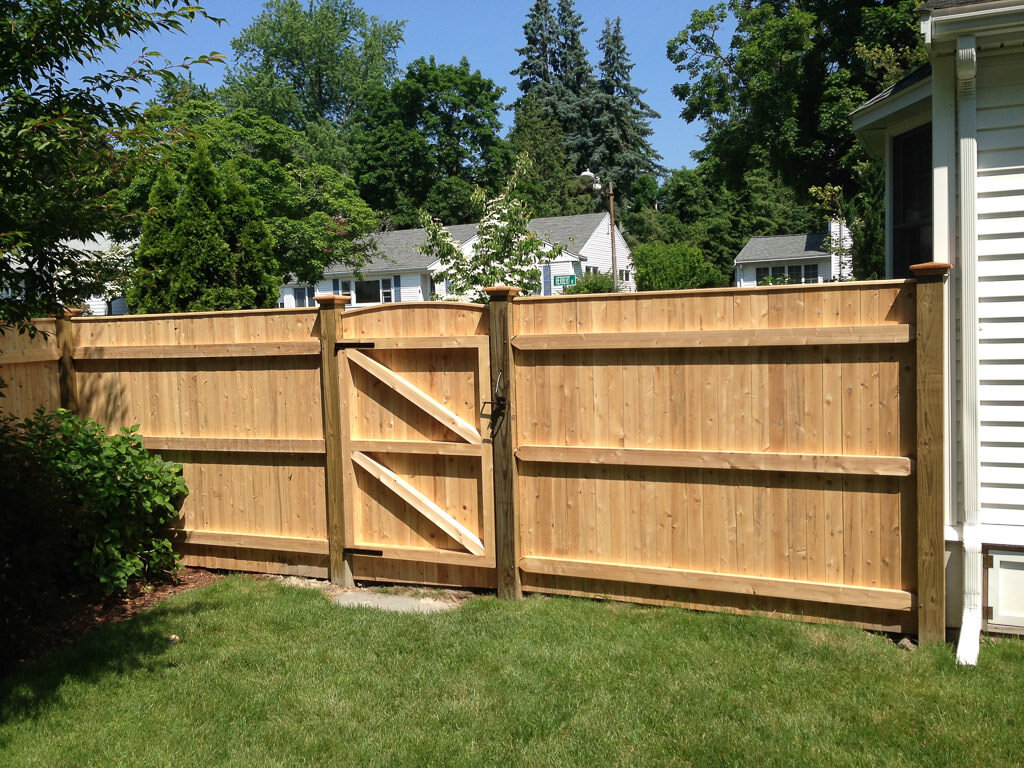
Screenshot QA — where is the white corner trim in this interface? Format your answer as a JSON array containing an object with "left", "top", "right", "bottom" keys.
[{"left": 955, "top": 35, "right": 982, "bottom": 667}]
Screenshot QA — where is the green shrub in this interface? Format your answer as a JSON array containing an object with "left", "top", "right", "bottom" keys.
[
  {"left": 564, "top": 271, "right": 615, "bottom": 294},
  {"left": 1, "top": 408, "right": 187, "bottom": 668},
  {"left": 15, "top": 409, "right": 188, "bottom": 591}
]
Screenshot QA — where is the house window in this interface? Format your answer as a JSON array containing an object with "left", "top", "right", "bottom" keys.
[
  {"left": 755, "top": 267, "right": 769, "bottom": 284},
  {"left": 892, "top": 123, "right": 932, "bottom": 278},
  {"left": 771, "top": 266, "right": 786, "bottom": 280},
  {"left": 293, "top": 286, "right": 317, "bottom": 307},
  {"left": 787, "top": 265, "right": 802, "bottom": 282},
  {"left": 803, "top": 264, "right": 819, "bottom": 283},
  {"left": 352, "top": 277, "right": 394, "bottom": 304},
  {"left": 618, "top": 269, "right": 630, "bottom": 282}
]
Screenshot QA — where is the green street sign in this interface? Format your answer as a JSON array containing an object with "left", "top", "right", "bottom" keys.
[{"left": 553, "top": 274, "right": 577, "bottom": 287}]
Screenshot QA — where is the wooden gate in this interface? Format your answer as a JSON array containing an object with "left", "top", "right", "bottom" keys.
[{"left": 326, "top": 302, "right": 496, "bottom": 588}]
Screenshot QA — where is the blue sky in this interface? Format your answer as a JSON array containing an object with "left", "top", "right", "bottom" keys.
[{"left": 97, "top": 1, "right": 711, "bottom": 171}]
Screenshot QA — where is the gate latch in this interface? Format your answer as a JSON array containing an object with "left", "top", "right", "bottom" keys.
[{"left": 484, "top": 370, "right": 507, "bottom": 423}]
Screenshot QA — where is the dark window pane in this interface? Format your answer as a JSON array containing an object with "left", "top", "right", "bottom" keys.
[
  {"left": 893, "top": 123, "right": 933, "bottom": 277},
  {"left": 355, "top": 280, "right": 379, "bottom": 304}
]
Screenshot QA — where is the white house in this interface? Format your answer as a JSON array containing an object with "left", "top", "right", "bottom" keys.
[
  {"left": 851, "top": 0, "right": 1024, "bottom": 662},
  {"left": 277, "top": 212, "right": 634, "bottom": 308},
  {"left": 733, "top": 221, "right": 853, "bottom": 287}
]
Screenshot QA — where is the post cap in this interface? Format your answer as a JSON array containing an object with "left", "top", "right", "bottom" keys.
[
  {"left": 909, "top": 262, "right": 952, "bottom": 279},
  {"left": 482, "top": 286, "right": 522, "bottom": 300},
  {"left": 314, "top": 294, "right": 352, "bottom": 308}
]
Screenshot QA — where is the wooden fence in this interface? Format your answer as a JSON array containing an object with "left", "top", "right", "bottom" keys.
[{"left": 0, "top": 270, "right": 948, "bottom": 639}]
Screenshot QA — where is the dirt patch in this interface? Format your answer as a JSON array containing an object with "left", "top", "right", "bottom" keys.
[{"left": 255, "top": 573, "right": 479, "bottom": 605}]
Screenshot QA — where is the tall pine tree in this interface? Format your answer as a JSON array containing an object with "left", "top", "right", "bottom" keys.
[
  {"left": 511, "top": 0, "right": 558, "bottom": 105},
  {"left": 129, "top": 144, "right": 279, "bottom": 313},
  {"left": 511, "top": 0, "right": 596, "bottom": 174},
  {"left": 590, "top": 17, "right": 663, "bottom": 191}
]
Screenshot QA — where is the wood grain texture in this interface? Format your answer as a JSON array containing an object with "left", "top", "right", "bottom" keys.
[{"left": 911, "top": 265, "right": 950, "bottom": 642}]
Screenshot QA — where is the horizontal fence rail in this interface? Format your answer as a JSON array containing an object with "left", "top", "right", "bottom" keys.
[{"left": 0, "top": 276, "right": 948, "bottom": 638}]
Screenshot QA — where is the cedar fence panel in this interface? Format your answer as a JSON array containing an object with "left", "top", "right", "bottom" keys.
[
  {"left": 0, "top": 275, "right": 948, "bottom": 636},
  {"left": 57, "top": 308, "right": 327, "bottom": 577},
  {"left": 509, "top": 282, "right": 925, "bottom": 632}
]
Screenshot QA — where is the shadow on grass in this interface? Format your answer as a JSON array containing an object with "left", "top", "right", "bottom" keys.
[{"left": 0, "top": 596, "right": 218, "bottom": 725}]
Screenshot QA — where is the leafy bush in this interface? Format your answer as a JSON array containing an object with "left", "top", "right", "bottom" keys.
[
  {"left": 564, "top": 271, "right": 615, "bottom": 294},
  {"left": 1, "top": 409, "right": 187, "bottom": 668},
  {"left": 632, "top": 241, "right": 729, "bottom": 291}
]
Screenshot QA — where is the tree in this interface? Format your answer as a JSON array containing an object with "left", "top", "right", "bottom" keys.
[
  {"left": 0, "top": 0, "right": 222, "bottom": 328},
  {"left": 222, "top": 0, "right": 404, "bottom": 133},
  {"left": 510, "top": 0, "right": 597, "bottom": 175},
  {"left": 419, "top": 155, "right": 560, "bottom": 302},
  {"left": 126, "top": 80, "right": 379, "bottom": 286},
  {"left": 667, "top": 1, "right": 925, "bottom": 270},
  {"left": 129, "top": 144, "right": 278, "bottom": 313},
  {"left": 354, "top": 57, "right": 512, "bottom": 227},
  {"left": 508, "top": 94, "right": 587, "bottom": 218},
  {"left": 590, "top": 17, "right": 662, "bottom": 192},
  {"left": 632, "top": 241, "right": 728, "bottom": 291},
  {"left": 511, "top": 0, "right": 559, "bottom": 104}
]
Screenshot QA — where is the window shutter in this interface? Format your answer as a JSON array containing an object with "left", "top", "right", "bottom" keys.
[
  {"left": 542, "top": 264, "right": 552, "bottom": 295},
  {"left": 393, "top": 274, "right": 401, "bottom": 302}
]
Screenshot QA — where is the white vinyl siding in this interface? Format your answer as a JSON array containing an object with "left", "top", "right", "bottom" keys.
[{"left": 975, "top": 53, "right": 1024, "bottom": 534}]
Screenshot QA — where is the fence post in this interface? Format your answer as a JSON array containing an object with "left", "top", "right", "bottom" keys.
[
  {"left": 484, "top": 286, "right": 522, "bottom": 599},
  {"left": 316, "top": 294, "right": 355, "bottom": 588},
  {"left": 910, "top": 262, "right": 951, "bottom": 643},
  {"left": 54, "top": 307, "right": 82, "bottom": 412}
]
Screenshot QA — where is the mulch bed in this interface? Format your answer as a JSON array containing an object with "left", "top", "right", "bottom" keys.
[{"left": 12, "top": 567, "right": 225, "bottom": 669}]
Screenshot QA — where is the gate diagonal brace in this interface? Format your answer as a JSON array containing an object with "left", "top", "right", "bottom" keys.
[
  {"left": 352, "top": 451, "right": 485, "bottom": 556},
  {"left": 346, "top": 349, "right": 482, "bottom": 445}
]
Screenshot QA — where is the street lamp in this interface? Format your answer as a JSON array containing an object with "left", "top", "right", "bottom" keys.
[{"left": 578, "top": 169, "right": 618, "bottom": 292}]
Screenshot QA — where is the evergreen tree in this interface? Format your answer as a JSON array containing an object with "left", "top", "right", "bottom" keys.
[
  {"left": 591, "top": 17, "right": 663, "bottom": 193},
  {"left": 128, "top": 168, "right": 179, "bottom": 314},
  {"left": 554, "top": 0, "right": 593, "bottom": 96},
  {"left": 510, "top": 0, "right": 596, "bottom": 174},
  {"left": 511, "top": 0, "right": 558, "bottom": 104},
  {"left": 552, "top": 0, "right": 596, "bottom": 172},
  {"left": 509, "top": 94, "right": 586, "bottom": 218},
  {"left": 129, "top": 145, "right": 279, "bottom": 313}
]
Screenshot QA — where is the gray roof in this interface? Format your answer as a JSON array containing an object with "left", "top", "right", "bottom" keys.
[
  {"left": 921, "top": 0, "right": 991, "bottom": 10},
  {"left": 734, "top": 233, "right": 829, "bottom": 265},
  {"left": 330, "top": 213, "right": 608, "bottom": 276},
  {"left": 853, "top": 63, "right": 932, "bottom": 114}
]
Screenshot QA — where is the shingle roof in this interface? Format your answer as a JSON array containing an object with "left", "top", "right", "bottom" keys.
[
  {"left": 734, "top": 233, "right": 829, "bottom": 265},
  {"left": 921, "top": 0, "right": 992, "bottom": 10},
  {"left": 329, "top": 213, "right": 607, "bottom": 276},
  {"left": 853, "top": 63, "right": 932, "bottom": 114}
]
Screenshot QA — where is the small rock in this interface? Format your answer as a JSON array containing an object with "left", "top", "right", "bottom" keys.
[{"left": 896, "top": 636, "right": 917, "bottom": 652}]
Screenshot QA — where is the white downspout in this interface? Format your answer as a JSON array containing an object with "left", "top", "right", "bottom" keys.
[{"left": 955, "top": 36, "right": 983, "bottom": 666}]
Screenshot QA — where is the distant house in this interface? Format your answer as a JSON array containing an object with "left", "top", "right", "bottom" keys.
[
  {"left": 278, "top": 212, "right": 634, "bottom": 308},
  {"left": 733, "top": 222, "right": 853, "bottom": 287},
  {"left": 851, "top": 0, "right": 1024, "bottom": 662}
]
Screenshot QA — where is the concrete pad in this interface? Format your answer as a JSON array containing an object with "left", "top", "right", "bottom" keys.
[{"left": 331, "top": 592, "right": 455, "bottom": 614}]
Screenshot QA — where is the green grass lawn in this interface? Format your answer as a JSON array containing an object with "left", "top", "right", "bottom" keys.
[{"left": 2, "top": 577, "right": 1022, "bottom": 767}]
